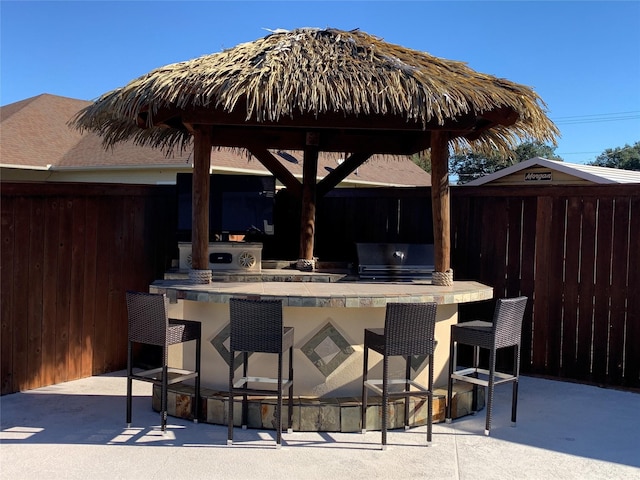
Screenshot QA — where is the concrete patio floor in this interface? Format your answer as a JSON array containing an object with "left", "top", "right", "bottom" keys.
[{"left": 1, "top": 372, "right": 639, "bottom": 479}]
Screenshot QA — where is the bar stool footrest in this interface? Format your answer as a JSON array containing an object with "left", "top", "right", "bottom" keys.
[
  {"left": 364, "top": 378, "right": 431, "bottom": 397},
  {"left": 132, "top": 367, "right": 199, "bottom": 385},
  {"left": 451, "top": 367, "right": 517, "bottom": 387}
]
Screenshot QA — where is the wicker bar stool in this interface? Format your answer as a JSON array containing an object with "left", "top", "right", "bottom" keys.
[
  {"left": 227, "top": 298, "right": 294, "bottom": 448},
  {"left": 125, "top": 291, "right": 201, "bottom": 432},
  {"left": 361, "top": 302, "right": 437, "bottom": 449},
  {"left": 446, "top": 296, "right": 527, "bottom": 436}
]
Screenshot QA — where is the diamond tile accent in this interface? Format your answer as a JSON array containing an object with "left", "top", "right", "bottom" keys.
[
  {"left": 314, "top": 336, "right": 341, "bottom": 365},
  {"left": 301, "top": 322, "right": 354, "bottom": 377},
  {"left": 210, "top": 323, "right": 252, "bottom": 368}
]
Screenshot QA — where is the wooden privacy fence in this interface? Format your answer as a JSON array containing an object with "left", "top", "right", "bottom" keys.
[
  {"left": 451, "top": 185, "right": 639, "bottom": 389},
  {"left": 1, "top": 181, "right": 638, "bottom": 394},
  {"left": 1, "top": 182, "right": 176, "bottom": 395}
]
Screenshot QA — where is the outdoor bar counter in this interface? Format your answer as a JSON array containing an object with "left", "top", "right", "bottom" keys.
[
  {"left": 149, "top": 275, "right": 493, "bottom": 398},
  {"left": 147, "top": 273, "right": 493, "bottom": 431}
]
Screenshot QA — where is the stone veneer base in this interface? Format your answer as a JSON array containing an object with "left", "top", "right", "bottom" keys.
[{"left": 152, "top": 383, "right": 485, "bottom": 432}]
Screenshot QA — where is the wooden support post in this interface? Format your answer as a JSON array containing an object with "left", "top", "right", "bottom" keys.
[
  {"left": 430, "top": 131, "right": 452, "bottom": 285},
  {"left": 298, "top": 132, "right": 319, "bottom": 270},
  {"left": 191, "top": 127, "right": 212, "bottom": 281}
]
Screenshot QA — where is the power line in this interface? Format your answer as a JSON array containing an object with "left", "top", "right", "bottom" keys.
[
  {"left": 556, "top": 151, "right": 601, "bottom": 156},
  {"left": 556, "top": 116, "right": 640, "bottom": 125},
  {"left": 552, "top": 110, "right": 640, "bottom": 120},
  {"left": 551, "top": 111, "right": 640, "bottom": 125}
]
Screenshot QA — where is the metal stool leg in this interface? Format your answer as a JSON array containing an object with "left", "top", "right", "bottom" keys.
[
  {"left": 126, "top": 341, "right": 133, "bottom": 427},
  {"left": 287, "top": 345, "right": 294, "bottom": 433},
  {"left": 276, "top": 351, "right": 283, "bottom": 447},
  {"left": 194, "top": 336, "right": 201, "bottom": 423},
  {"left": 361, "top": 343, "right": 369, "bottom": 433},
  {"left": 404, "top": 356, "right": 411, "bottom": 429},
  {"left": 446, "top": 336, "right": 455, "bottom": 422},
  {"left": 381, "top": 350, "right": 389, "bottom": 449},
  {"left": 427, "top": 353, "right": 433, "bottom": 444},
  {"left": 227, "top": 350, "right": 235, "bottom": 445},
  {"left": 241, "top": 352, "right": 248, "bottom": 429},
  {"left": 472, "top": 346, "right": 480, "bottom": 413},
  {"left": 485, "top": 348, "right": 496, "bottom": 436},
  {"left": 511, "top": 344, "right": 520, "bottom": 425},
  {"left": 161, "top": 364, "right": 168, "bottom": 432}
]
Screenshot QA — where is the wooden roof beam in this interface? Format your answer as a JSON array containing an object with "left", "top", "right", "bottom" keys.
[
  {"left": 139, "top": 104, "right": 494, "bottom": 133},
  {"left": 247, "top": 147, "right": 302, "bottom": 198},
  {"left": 317, "top": 152, "right": 373, "bottom": 198},
  {"left": 172, "top": 124, "right": 431, "bottom": 155}
]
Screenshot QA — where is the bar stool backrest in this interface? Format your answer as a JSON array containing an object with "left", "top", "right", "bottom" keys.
[
  {"left": 126, "top": 291, "right": 169, "bottom": 347},
  {"left": 384, "top": 302, "right": 437, "bottom": 356},
  {"left": 229, "top": 298, "right": 284, "bottom": 353},
  {"left": 492, "top": 296, "right": 528, "bottom": 349}
]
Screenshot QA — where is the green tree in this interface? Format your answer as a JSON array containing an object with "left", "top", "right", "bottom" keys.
[
  {"left": 450, "top": 141, "right": 562, "bottom": 184},
  {"left": 588, "top": 141, "right": 640, "bottom": 171},
  {"left": 411, "top": 150, "right": 431, "bottom": 173},
  {"left": 513, "top": 142, "right": 562, "bottom": 162},
  {"left": 449, "top": 150, "right": 511, "bottom": 184}
]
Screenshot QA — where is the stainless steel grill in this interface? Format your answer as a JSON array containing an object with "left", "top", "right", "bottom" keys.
[{"left": 356, "top": 243, "right": 434, "bottom": 280}]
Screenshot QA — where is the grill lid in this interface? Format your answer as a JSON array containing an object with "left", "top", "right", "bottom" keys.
[{"left": 356, "top": 243, "right": 434, "bottom": 279}]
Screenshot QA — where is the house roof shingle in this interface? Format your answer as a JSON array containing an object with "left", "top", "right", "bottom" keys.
[{"left": 1, "top": 94, "right": 431, "bottom": 187}]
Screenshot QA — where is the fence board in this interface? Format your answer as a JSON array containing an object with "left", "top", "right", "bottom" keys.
[
  {"left": 27, "top": 198, "right": 44, "bottom": 390},
  {"left": 516, "top": 197, "right": 537, "bottom": 371},
  {"left": 480, "top": 197, "right": 508, "bottom": 297},
  {"left": 607, "top": 196, "right": 630, "bottom": 385},
  {"left": 450, "top": 195, "right": 470, "bottom": 278},
  {"left": 505, "top": 198, "right": 524, "bottom": 298},
  {"left": 106, "top": 198, "right": 124, "bottom": 373},
  {"left": 399, "top": 195, "right": 432, "bottom": 242},
  {"left": 68, "top": 197, "right": 87, "bottom": 381},
  {"left": 13, "top": 197, "right": 31, "bottom": 391},
  {"left": 545, "top": 196, "right": 567, "bottom": 376},
  {"left": 466, "top": 199, "right": 485, "bottom": 281},
  {"left": 93, "top": 199, "right": 115, "bottom": 374},
  {"left": 41, "top": 197, "right": 59, "bottom": 388},
  {"left": 576, "top": 198, "right": 597, "bottom": 381},
  {"left": 561, "top": 197, "right": 582, "bottom": 378},
  {"left": 115, "top": 196, "right": 135, "bottom": 367},
  {"left": 81, "top": 198, "right": 98, "bottom": 378},
  {"left": 54, "top": 198, "right": 73, "bottom": 384},
  {"left": 592, "top": 198, "right": 614, "bottom": 384},
  {"left": 1, "top": 197, "right": 15, "bottom": 394},
  {"left": 624, "top": 196, "right": 640, "bottom": 388},
  {"left": 532, "top": 196, "right": 553, "bottom": 373}
]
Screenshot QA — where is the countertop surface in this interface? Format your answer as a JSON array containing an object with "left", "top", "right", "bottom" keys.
[{"left": 150, "top": 275, "right": 494, "bottom": 307}]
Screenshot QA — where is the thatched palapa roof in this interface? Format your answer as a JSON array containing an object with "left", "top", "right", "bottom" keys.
[
  {"left": 72, "top": 27, "right": 558, "bottom": 157},
  {"left": 70, "top": 27, "right": 560, "bottom": 276}
]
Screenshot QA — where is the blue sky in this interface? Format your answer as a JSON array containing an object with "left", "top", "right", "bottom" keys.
[{"left": 1, "top": 0, "right": 639, "bottom": 165}]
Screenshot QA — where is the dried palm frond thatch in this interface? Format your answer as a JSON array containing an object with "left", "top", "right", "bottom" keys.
[{"left": 71, "top": 27, "right": 558, "bottom": 156}]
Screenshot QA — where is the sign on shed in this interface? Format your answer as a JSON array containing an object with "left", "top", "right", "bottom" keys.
[{"left": 524, "top": 171, "right": 553, "bottom": 182}]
